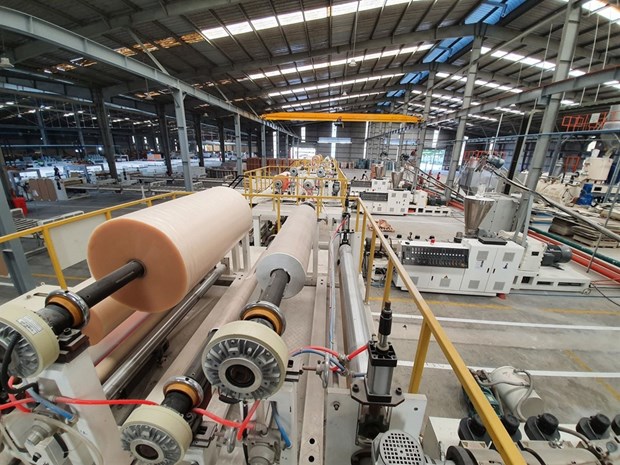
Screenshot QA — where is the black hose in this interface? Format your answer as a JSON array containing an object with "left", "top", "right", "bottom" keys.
[{"left": 1, "top": 334, "right": 38, "bottom": 395}]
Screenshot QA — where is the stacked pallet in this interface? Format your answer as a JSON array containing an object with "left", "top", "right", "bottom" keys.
[{"left": 572, "top": 225, "right": 620, "bottom": 248}]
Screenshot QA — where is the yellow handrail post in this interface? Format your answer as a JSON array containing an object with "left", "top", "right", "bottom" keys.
[
  {"left": 355, "top": 201, "right": 361, "bottom": 231},
  {"left": 104, "top": 211, "right": 112, "bottom": 220},
  {"left": 364, "top": 230, "right": 376, "bottom": 304},
  {"left": 42, "top": 228, "right": 67, "bottom": 289},
  {"left": 382, "top": 260, "right": 394, "bottom": 305},
  {"left": 248, "top": 175, "right": 253, "bottom": 206},
  {"left": 276, "top": 197, "right": 281, "bottom": 232},
  {"left": 358, "top": 212, "right": 367, "bottom": 272},
  {"left": 408, "top": 320, "right": 431, "bottom": 393}
]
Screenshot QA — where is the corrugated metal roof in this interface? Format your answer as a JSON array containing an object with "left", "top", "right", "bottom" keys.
[{"left": 0, "top": 0, "right": 617, "bottom": 124}]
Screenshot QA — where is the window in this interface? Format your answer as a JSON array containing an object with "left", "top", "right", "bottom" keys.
[
  {"left": 431, "top": 129, "right": 440, "bottom": 149},
  {"left": 272, "top": 131, "right": 278, "bottom": 158},
  {"left": 301, "top": 126, "right": 306, "bottom": 142},
  {"left": 331, "top": 123, "right": 337, "bottom": 158}
]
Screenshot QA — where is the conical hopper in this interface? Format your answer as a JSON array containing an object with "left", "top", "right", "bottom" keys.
[
  {"left": 464, "top": 196, "right": 495, "bottom": 237},
  {"left": 391, "top": 170, "right": 404, "bottom": 188}
]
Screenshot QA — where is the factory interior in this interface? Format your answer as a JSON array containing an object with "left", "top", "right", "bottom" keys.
[{"left": 0, "top": 1, "right": 619, "bottom": 464}]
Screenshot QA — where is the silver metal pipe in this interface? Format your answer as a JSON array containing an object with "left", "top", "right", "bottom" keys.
[
  {"left": 103, "top": 264, "right": 226, "bottom": 398},
  {"left": 338, "top": 244, "right": 372, "bottom": 375}
]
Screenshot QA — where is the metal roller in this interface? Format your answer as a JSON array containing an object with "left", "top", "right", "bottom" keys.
[{"left": 255, "top": 203, "right": 316, "bottom": 299}]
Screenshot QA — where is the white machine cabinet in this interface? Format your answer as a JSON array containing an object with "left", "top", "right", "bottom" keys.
[
  {"left": 395, "top": 238, "right": 524, "bottom": 296},
  {"left": 485, "top": 242, "right": 524, "bottom": 293},
  {"left": 460, "top": 241, "right": 498, "bottom": 294}
]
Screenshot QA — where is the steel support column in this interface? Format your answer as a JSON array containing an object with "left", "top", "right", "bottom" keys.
[
  {"left": 261, "top": 124, "right": 267, "bottom": 166},
  {"left": 92, "top": 89, "right": 118, "bottom": 179},
  {"left": 525, "top": 0, "right": 581, "bottom": 190},
  {"left": 0, "top": 146, "right": 35, "bottom": 293},
  {"left": 35, "top": 103, "right": 49, "bottom": 146},
  {"left": 217, "top": 119, "right": 226, "bottom": 163},
  {"left": 156, "top": 104, "right": 173, "bottom": 175},
  {"left": 445, "top": 36, "right": 483, "bottom": 199},
  {"left": 414, "top": 70, "right": 436, "bottom": 189},
  {"left": 248, "top": 126, "right": 254, "bottom": 157},
  {"left": 234, "top": 113, "right": 243, "bottom": 176},
  {"left": 192, "top": 113, "right": 204, "bottom": 168},
  {"left": 397, "top": 90, "right": 411, "bottom": 162},
  {"left": 73, "top": 104, "right": 86, "bottom": 157},
  {"left": 504, "top": 112, "right": 534, "bottom": 194},
  {"left": 172, "top": 89, "right": 193, "bottom": 191}
]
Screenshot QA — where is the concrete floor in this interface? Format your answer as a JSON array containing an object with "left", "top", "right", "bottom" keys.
[{"left": 2, "top": 189, "right": 619, "bottom": 430}]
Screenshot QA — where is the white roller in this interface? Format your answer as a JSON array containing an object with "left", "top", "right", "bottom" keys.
[
  {"left": 256, "top": 204, "right": 316, "bottom": 298},
  {"left": 87, "top": 187, "right": 251, "bottom": 313}
]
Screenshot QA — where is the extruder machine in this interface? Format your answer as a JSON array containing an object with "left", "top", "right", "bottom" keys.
[{"left": 0, "top": 190, "right": 618, "bottom": 465}]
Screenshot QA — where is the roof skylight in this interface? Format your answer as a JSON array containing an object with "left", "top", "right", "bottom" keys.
[{"left": 202, "top": 0, "right": 413, "bottom": 40}]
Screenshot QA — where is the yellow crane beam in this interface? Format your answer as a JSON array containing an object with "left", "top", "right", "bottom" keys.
[{"left": 262, "top": 112, "right": 423, "bottom": 123}]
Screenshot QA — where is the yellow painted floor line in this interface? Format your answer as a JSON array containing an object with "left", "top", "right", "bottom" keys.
[
  {"left": 544, "top": 308, "right": 619, "bottom": 316},
  {"left": 32, "top": 273, "right": 88, "bottom": 282},
  {"left": 563, "top": 350, "right": 620, "bottom": 402}
]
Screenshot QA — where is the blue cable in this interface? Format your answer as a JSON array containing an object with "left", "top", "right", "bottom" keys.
[
  {"left": 271, "top": 403, "right": 292, "bottom": 449},
  {"left": 291, "top": 349, "right": 346, "bottom": 373},
  {"left": 27, "top": 388, "right": 75, "bottom": 422}
]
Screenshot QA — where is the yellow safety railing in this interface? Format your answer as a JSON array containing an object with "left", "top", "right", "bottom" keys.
[
  {"left": 0, "top": 192, "right": 191, "bottom": 289},
  {"left": 354, "top": 199, "right": 527, "bottom": 465},
  {"left": 243, "top": 160, "right": 349, "bottom": 225}
]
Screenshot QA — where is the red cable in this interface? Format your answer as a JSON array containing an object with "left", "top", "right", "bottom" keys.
[
  {"left": 347, "top": 343, "right": 369, "bottom": 361},
  {"left": 55, "top": 396, "right": 158, "bottom": 407},
  {"left": 55, "top": 396, "right": 243, "bottom": 430},
  {"left": 301, "top": 345, "right": 340, "bottom": 357},
  {"left": 8, "top": 376, "right": 32, "bottom": 413},
  {"left": 192, "top": 408, "right": 242, "bottom": 429},
  {"left": 0, "top": 398, "right": 31, "bottom": 412},
  {"left": 236, "top": 400, "right": 260, "bottom": 441}
]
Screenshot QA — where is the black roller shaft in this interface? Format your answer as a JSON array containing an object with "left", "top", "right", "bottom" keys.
[
  {"left": 259, "top": 268, "right": 289, "bottom": 307},
  {"left": 162, "top": 391, "right": 194, "bottom": 415},
  {"left": 38, "top": 304, "right": 74, "bottom": 335},
  {"left": 77, "top": 260, "right": 145, "bottom": 308},
  {"left": 184, "top": 349, "right": 209, "bottom": 391},
  {"left": 162, "top": 340, "right": 211, "bottom": 415}
]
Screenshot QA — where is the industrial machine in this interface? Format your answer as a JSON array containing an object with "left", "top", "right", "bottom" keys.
[
  {"left": 392, "top": 194, "right": 585, "bottom": 296},
  {"left": 0, "top": 188, "right": 616, "bottom": 465},
  {"left": 393, "top": 195, "right": 524, "bottom": 296}
]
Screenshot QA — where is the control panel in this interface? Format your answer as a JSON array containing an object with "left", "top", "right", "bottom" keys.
[
  {"left": 401, "top": 243, "right": 469, "bottom": 268},
  {"left": 360, "top": 191, "right": 389, "bottom": 202}
]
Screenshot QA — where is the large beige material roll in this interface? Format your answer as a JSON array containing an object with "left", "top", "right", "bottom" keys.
[
  {"left": 73, "top": 279, "right": 137, "bottom": 345},
  {"left": 89, "top": 311, "right": 151, "bottom": 365},
  {"left": 256, "top": 204, "right": 316, "bottom": 298},
  {"left": 85, "top": 299, "right": 135, "bottom": 345},
  {"left": 94, "top": 313, "right": 167, "bottom": 382},
  {"left": 88, "top": 187, "right": 251, "bottom": 313}
]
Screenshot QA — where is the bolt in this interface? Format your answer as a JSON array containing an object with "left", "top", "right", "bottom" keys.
[
  {"left": 63, "top": 328, "right": 71, "bottom": 334},
  {"left": 352, "top": 384, "right": 360, "bottom": 393},
  {"left": 333, "top": 402, "right": 340, "bottom": 411},
  {"left": 395, "top": 387, "right": 402, "bottom": 396}
]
